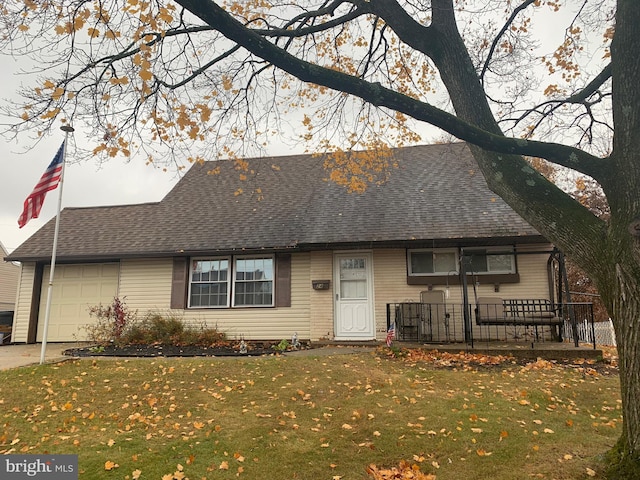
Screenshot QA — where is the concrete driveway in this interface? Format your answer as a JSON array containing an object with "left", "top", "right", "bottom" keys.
[{"left": 0, "top": 343, "right": 79, "bottom": 370}]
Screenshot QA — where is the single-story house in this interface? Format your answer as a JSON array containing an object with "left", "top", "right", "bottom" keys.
[
  {"left": 0, "top": 240, "right": 19, "bottom": 342},
  {"left": 0, "top": 241, "right": 19, "bottom": 312},
  {"left": 5, "top": 142, "right": 558, "bottom": 343}
]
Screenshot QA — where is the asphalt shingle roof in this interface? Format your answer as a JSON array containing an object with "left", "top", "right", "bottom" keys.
[{"left": 7, "top": 143, "right": 544, "bottom": 262}]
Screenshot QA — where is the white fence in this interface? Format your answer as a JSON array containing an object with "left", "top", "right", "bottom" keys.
[{"left": 563, "top": 319, "right": 616, "bottom": 347}]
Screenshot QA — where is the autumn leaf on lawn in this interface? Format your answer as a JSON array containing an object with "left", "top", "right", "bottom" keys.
[
  {"left": 366, "top": 460, "right": 436, "bottom": 479},
  {"left": 132, "top": 469, "right": 142, "bottom": 479},
  {"left": 476, "top": 449, "right": 492, "bottom": 456},
  {"left": 162, "top": 463, "right": 186, "bottom": 480},
  {"left": 104, "top": 460, "right": 118, "bottom": 470}
]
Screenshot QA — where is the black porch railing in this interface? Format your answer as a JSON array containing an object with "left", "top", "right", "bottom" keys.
[{"left": 386, "top": 301, "right": 596, "bottom": 349}]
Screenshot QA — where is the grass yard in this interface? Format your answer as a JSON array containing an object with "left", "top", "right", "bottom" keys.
[{"left": 0, "top": 349, "right": 620, "bottom": 479}]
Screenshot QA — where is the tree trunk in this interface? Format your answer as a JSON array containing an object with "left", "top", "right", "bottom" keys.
[
  {"left": 612, "top": 282, "right": 640, "bottom": 446},
  {"left": 605, "top": 0, "right": 640, "bottom": 471}
]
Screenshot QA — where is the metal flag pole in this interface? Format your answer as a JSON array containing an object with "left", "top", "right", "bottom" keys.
[{"left": 39, "top": 125, "right": 75, "bottom": 365}]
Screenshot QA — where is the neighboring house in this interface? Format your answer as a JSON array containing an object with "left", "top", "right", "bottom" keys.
[
  {"left": 6, "top": 143, "right": 557, "bottom": 344},
  {"left": 0, "top": 240, "right": 20, "bottom": 312}
]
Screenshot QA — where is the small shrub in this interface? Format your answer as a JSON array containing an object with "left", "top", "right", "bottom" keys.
[
  {"left": 388, "top": 345, "right": 407, "bottom": 358},
  {"left": 85, "top": 301, "right": 226, "bottom": 347},
  {"left": 84, "top": 297, "right": 226, "bottom": 347},
  {"left": 272, "top": 339, "right": 290, "bottom": 352},
  {"left": 85, "top": 297, "right": 137, "bottom": 344},
  {"left": 179, "top": 323, "right": 227, "bottom": 346},
  {"left": 123, "top": 314, "right": 184, "bottom": 345},
  {"left": 119, "top": 313, "right": 226, "bottom": 346}
]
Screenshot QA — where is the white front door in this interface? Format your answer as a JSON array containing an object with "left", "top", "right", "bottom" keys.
[{"left": 334, "top": 253, "right": 375, "bottom": 340}]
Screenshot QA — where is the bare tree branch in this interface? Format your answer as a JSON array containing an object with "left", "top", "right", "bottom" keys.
[
  {"left": 174, "top": 0, "right": 604, "bottom": 177},
  {"left": 480, "top": 0, "right": 538, "bottom": 83}
]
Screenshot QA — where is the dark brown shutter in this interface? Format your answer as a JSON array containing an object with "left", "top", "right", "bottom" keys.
[
  {"left": 170, "top": 257, "right": 189, "bottom": 309},
  {"left": 275, "top": 253, "right": 291, "bottom": 307},
  {"left": 27, "top": 263, "right": 45, "bottom": 343}
]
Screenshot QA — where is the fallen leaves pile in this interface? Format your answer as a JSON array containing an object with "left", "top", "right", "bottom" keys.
[
  {"left": 382, "top": 346, "right": 618, "bottom": 376},
  {"left": 367, "top": 459, "right": 436, "bottom": 479},
  {"left": 386, "top": 348, "right": 515, "bottom": 369}
]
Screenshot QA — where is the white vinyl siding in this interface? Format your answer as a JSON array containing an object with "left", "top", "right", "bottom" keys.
[
  {"left": 118, "top": 259, "right": 174, "bottom": 310},
  {"left": 119, "top": 255, "right": 311, "bottom": 341},
  {"left": 0, "top": 246, "right": 20, "bottom": 311},
  {"left": 10, "top": 262, "right": 36, "bottom": 343},
  {"left": 309, "top": 251, "right": 334, "bottom": 341}
]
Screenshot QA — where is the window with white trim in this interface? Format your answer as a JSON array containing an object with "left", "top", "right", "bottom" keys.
[
  {"left": 408, "top": 249, "right": 458, "bottom": 276},
  {"left": 188, "top": 256, "right": 274, "bottom": 308},
  {"left": 233, "top": 257, "right": 274, "bottom": 306},
  {"left": 464, "top": 247, "right": 516, "bottom": 274},
  {"left": 189, "top": 258, "right": 230, "bottom": 307}
]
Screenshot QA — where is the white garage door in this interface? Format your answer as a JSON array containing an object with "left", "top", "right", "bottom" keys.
[{"left": 37, "top": 263, "right": 120, "bottom": 342}]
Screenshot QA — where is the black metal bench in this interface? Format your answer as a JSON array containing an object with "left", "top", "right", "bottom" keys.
[{"left": 475, "top": 297, "right": 563, "bottom": 326}]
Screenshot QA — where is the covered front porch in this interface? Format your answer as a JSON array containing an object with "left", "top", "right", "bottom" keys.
[
  {"left": 386, "top": 246, "right": 604, "bottom": 353},
  {"left": 387, "top": 300, "right": 598, "bottom": 350}
]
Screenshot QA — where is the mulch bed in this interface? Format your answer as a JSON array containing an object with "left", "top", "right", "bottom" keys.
[{"left": 64, "top": 342, "right": 282, "bottom": 358}]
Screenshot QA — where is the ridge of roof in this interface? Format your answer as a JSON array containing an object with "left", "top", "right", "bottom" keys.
[
  {"left": 60, "top": 201, "right": 162, "bottom": 210},
  {"left": 7, "top": 143, "right": 545, "bottom": 262}
]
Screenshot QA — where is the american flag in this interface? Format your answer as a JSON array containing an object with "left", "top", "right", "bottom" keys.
[
  {"left": 386, "top": 323, "right": 396, "bottom": 347},
  {"left": 18, "top": 142, "right": 65, "bottom": 228}
]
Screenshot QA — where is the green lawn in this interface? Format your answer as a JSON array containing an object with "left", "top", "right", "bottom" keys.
[{"left": 0, "top": 350, "right": 620, "bottom": 479}]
